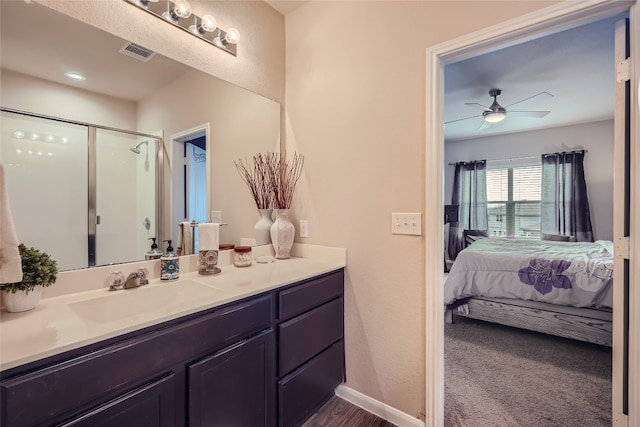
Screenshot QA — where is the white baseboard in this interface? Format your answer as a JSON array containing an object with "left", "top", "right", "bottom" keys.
[{"left": 335, "top": 385, "right": 425, "bottom": 427}]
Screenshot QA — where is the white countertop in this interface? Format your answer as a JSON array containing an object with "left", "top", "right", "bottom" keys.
[{"left": 0, "top": 246, "right": 346, "bottom": 372}]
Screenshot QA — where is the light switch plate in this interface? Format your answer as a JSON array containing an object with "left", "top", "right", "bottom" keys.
[
  {"left": 391, "top": 212, "right": 422, "bottom": 236},
  {"left": 299, "top": 220, "right": 309, "bottom": 238}
]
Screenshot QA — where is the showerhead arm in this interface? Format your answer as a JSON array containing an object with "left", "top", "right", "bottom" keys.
[{"left": 130, "top": 140, "right": 148, "bottom": 154}]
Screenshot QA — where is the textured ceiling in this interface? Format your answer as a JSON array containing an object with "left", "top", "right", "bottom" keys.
[{"left": 444, "top": 14, "right": 625, "bottom": 141}]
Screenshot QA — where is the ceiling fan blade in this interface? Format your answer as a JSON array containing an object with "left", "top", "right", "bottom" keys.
[
  {"left": 504, "top": 91, "right": 553, "bottom": 109},
  {"left": 444, "top": 114, "right": 482, "bottom": 125},
  {"left": 479, "top": 121, "right": 492, "bottom": 130},
  {"left": 464, "top": 102, "right": 492, "bottom": 111},
  {"left": 508, "top": 110, "right": 550, "bottom": 118}
]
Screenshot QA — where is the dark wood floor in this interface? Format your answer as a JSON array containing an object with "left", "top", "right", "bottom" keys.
[{"left": 302, "top": 395, "right": 397, "bottom": 427}]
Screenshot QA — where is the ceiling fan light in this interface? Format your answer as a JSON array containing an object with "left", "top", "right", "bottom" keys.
[{"left": 483, "top": 110, "right": 506, "bottom": 123}]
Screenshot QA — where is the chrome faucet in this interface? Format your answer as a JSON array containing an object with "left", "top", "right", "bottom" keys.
[{"left": 109, "top": 268, "right": 149, "bottom": 291}]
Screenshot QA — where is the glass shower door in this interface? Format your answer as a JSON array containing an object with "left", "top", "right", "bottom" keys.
[
  {"left": 94, "top": 129, "right": 158, "bottom": 265},
  {"left": 0, "top": 110, "right": 89, "bottom": 271}
]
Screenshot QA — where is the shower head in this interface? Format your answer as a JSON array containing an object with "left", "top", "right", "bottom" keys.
[{"left": 130, "top": 140, "right": 148, "bottom": 154}]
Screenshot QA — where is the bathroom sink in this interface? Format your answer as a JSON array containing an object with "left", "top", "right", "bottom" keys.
[{"left": 68, "top": 280, "right": 224, "bottom": 324}]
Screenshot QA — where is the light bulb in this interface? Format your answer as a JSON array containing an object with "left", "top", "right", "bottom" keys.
[
  {"left": 190, "top": 14, "right": 216, "bottom": 34},
  {"left": 173, "top": 0, "right": 191, "bottom": 18},
  {"left": 214, "top": 28, "right": 240, "bottom": 48},
  {"left": 200, "top": 15, "right": 216, "bottom": 32},
  {"left": 225, "top": 28, "right": 240, "bottom": 44},
  {"left": 483, "top": 111, "right": 506, "bottom": 123},
  {"left": 163, "top": 0, "right": 191, "bottom": 22}
]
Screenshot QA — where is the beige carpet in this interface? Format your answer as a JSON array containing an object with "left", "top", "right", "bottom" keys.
[{"left": 445, "top": 316, "right": 611, "bottom": 427}]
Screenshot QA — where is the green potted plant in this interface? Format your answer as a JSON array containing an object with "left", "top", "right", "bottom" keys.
[{"left": 1, "top": 244, "right": 58, "bottom": 312}]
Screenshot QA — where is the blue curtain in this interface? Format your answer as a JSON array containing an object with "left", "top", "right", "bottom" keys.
[
  {"left": 541, "top": 151, "right": 593, "bottom": 242},
  {"left": 448, "top": 160, "right": 488, "bottom": 260}
]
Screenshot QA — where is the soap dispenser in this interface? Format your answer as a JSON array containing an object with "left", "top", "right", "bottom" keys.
[
  {"left": 161, "top": 240, "right": 179, "bottom": 281},
  {"left": 145, "top": 238, "right": 162, "bottom": 260}
]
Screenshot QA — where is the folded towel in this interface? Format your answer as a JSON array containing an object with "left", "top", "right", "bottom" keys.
[
  {"left": 198, "top": 223, "right": 219, "bottom": 251},
  {"left": 0, "top": 163, "right": 23, "bottom": 284},
  {"left": 177, "top": 221, "right": 194, "bottom": 256}
]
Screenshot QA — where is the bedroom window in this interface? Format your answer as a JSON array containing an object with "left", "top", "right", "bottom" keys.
[{"left": 486, "top": 164, "right": 541, "bottom": 238}]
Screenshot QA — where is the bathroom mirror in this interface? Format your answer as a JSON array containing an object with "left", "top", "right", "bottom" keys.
[{"left": 0, "top": 1, "right": 280, "bottom": 271}]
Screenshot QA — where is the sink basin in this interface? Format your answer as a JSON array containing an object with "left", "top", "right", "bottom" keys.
[{"left": 68, "top": 280, "right": 223, "bottom": 324}]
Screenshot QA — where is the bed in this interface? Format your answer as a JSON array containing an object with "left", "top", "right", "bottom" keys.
[{"left": 444, "top": 237, "right": 614, "bottom": 346}]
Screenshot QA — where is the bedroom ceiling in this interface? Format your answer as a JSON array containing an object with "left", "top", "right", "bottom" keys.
[{"left": 444, "top": 14, "right": 624, "bottom": 142}]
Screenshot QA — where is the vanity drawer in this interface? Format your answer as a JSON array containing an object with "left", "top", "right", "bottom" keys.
[
  {"left": 278, "top": 297, "right": 343, "bottom": 376},
  {"left": 278, "top": 270, "right": 344, "bottom": 320},
  {"left": 1, "top": 294, "right": 273, "bottom": 427},
  {"left": 278, "top": 341, "right": 344, "bottom": 427}
]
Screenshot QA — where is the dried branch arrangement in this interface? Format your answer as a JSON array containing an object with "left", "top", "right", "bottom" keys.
[
  {"left": 235, "top": 151, "right": 305, "bottom": 210},
  {"left": 269, "top": 151, "right": 305, "bottom": 209},
  {"left": 234, "top": 153, "right": 278, "bottom": 209}
]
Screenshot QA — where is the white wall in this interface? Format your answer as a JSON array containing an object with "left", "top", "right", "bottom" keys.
[
  {"left": 285, "top": 0, "right": 560, "bottom": 419},
  {"left": 0, "top": 70, "right": 136, "bottom": 129},
  {"left": 136, "top": 68, "right": 280, "bottom": 246},
  {"left": 445, "top": 120, "right": 614, "bottom": 241}
]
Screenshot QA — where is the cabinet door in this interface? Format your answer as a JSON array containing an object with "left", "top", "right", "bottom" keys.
[
  {"left": 278, "top": 341, "right": 344, "bottom": 427},
  {"left": 59, "top": 373, "right": 175, "bottom": 427},
  {"left": 188, "top": 329, "right": 276, "bottom": 427}
]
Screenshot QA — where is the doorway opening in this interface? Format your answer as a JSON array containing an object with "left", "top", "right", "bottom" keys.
[
  {"left": 425, "top": 1, "right": 636, "bottom": 425},
  {"left": 169, "top": 124, "right": 210, "bottom": 250}
]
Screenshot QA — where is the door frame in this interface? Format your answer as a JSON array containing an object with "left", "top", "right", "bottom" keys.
[
  {"left": 425, "top": 1, "right": 639, "bottom": 426},
  {"left": 167, "top": 123, "right": 211, "bottom": 240}
]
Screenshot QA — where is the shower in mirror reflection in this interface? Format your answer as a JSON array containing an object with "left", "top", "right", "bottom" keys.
[{"left": 131, "top": 140, "right": 150, "bottom": 171}]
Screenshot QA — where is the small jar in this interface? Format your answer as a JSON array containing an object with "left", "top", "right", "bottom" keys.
[{"left": 234, "top": 246, "right": 252, "bottom": 267}]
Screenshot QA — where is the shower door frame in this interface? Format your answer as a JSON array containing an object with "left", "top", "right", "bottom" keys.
[{"left": 1, "top": 107, "right": 164, "bottom": 268}]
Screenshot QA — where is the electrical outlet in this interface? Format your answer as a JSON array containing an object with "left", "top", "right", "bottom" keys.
[
  {"left": 391, "top": 212, "right": 422, "bottom": 236},
  {"left": 299, "top": 220, "right": 309, "bottom": 238},
  {"left": 211, "top": 211, "right": 222, "bottom": 223}
]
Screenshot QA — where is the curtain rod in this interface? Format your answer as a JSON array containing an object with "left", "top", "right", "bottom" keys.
[{"left": 447, "top": 148, "right": 587, "bottom": 166}]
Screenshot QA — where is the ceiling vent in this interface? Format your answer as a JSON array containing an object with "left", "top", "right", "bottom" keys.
[{"left": 118, "top": 42, "right": 156, "bottom": 62}]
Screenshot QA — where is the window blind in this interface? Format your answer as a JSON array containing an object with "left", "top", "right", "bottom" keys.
[{"left": 486, "top": 164, "right": 541, "bottom": 238}]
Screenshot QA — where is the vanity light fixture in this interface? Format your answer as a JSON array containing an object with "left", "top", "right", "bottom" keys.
[{"left": 125, "top": 0, "right": 240, "bottom": 56}]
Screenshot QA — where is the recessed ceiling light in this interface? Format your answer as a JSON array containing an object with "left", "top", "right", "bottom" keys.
[
  {"left": 13, "top": 131, "right": 24, "bottom": 138},
  {"left": 64, "top": 71, "right": 86, "bottom": 81}
]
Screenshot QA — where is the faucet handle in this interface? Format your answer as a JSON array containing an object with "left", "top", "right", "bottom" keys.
[
  {"left": 109, "top": 271, "right": 125, "bottom": 291},
  {"left": 137, "top": 267, "right": 149, "bottom": 286}
]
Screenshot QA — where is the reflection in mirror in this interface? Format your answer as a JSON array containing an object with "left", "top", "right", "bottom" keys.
[
  {"left": 0, "top": 110, "right": 161, "bottom": 271},
  {"left": 0, "top": 1, "right": 280, "bottom": 271}
]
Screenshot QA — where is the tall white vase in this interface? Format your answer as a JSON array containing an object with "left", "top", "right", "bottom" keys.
[
  {"left": 270, "top": 209, "right": 295, "bottom": 259},
  {"left": 254, "top": 208, "right": 274, "bottom": 245}
]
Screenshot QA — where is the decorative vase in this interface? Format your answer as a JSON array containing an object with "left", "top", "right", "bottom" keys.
[
  {"left": 254, "top": 208, "right": 274, "bottom": 245},
  {"left": 270, "top": 209, "right": 295, "bottom": 259},
  {"left": 1, "top": 285, "right": 43, "bottom": 313}
]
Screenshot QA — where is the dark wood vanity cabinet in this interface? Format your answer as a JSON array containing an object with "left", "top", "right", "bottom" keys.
[
  {"left": 0, "top": 268, "right": 344, "bottom": 427},
  {"left": 188, "top": 329, "right": 276, "bottom": 427},
  {"left": 277, "top": 270, "right": 345, "bottom": 427}
]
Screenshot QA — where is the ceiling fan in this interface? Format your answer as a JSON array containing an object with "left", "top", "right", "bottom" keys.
[{"left": 446, "top": 88, "right": 553, "bottom": 130}]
